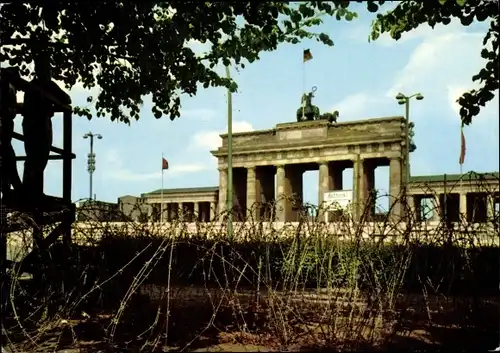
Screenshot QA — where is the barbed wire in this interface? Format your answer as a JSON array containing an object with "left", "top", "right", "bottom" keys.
[{"left": 1, "top": 178, "right": 499, "bottom": 352}]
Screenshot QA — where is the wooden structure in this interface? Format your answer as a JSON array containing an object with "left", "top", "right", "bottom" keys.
[{"left": 0, "top": 68, "right": 76, "bottom": 271}]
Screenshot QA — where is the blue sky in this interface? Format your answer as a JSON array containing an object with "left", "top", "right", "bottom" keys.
[{"left": 10, "top": 4, "right": 499, "bottom": 209}]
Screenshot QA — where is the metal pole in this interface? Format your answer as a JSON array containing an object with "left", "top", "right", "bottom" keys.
[
  {"left": 161, "top": 153, "right": 164, "bottom": 223},
  {"left": 396, "top": 92, "right": 422, "bottom": 218},
  {"left": 84, "top": 132, "right": 101, "bottom": 202},
  {"left": 226, "top": 65, "right": 233, "bottom": 241},
  {"left": 405, "top": 99, "right": 410, "bottom": 187},
  {"left": 302, "top": 50, "right": 306, "bottom": 120},
  {"left": 443, "top": 173, "right": 447, "bottom": 226},
  {"left": 89, "top": 135, "right": 94, "bottom": 202}
]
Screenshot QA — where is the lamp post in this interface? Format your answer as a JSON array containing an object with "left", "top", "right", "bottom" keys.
[
  {"left": 83, "top": 132, "right": 102, "bottom": 202},
  {"left": 225, "top": 65, "right": 233, "bottom": 241},
  {"left": 395, "top": 92, "right": 424, "bottom": 187}
]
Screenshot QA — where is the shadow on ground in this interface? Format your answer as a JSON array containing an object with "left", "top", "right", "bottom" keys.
[{"left": 2, "top": 286, "right": 499, "bottom": 352}]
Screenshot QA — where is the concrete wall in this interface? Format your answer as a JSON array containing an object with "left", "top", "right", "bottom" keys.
[
  {"left": 118, "top": 195, "right": 150, "bottom": 222},
  {"left": 76, "top": 200, "right": 122, "bottom": 221}
]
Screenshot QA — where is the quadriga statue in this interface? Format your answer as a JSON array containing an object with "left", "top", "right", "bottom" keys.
[{"left": 296, "top": 86, "right": 339, "bottom": 123}]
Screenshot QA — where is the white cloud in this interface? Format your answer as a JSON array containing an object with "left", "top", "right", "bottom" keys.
[
  {"left": 386, "top": 28, "right": 484, "bottom": 101},
  {"left": 376, "top": 20, "right": 464, "bottom": 47},
  {"left": 330, "top": 93, "right": 385, "bottom": 121},
  {"left": 232, "top": 121, "right": 254, "bottom": 133},
  {"left": 191, "top": 120, "right": 254, "bottom": 151},
  {"left": 447, "top": 84, "right": 469, "bottom": 116},
  {"left": 347, "top": 11, "right": 465, "bottom": 46},
  {"left": 446, "top": 84, "right": 499, "bottom": 127},
  {"left": 192, "top": 131, "right": 221, "bottom": 151},
  {"left": 335, "top": 20, "right": 496, "bottom": 124},
  {"left": 382, "top": 22, "right": 500, "bottom": 126}
]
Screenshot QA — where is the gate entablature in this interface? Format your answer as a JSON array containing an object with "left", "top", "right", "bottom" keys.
[{"left": 212, "top": 116, "right": 406, "bottom": 168}]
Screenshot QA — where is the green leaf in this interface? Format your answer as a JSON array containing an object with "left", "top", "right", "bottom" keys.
[
  {"left": 367, "top": 2, "right": 379, "bottom": 13},
  {"left": 1, "top": 2, "right": 348, "bottom": 123},
  {"left": 290, "top": 11, "right": 302, "bottom": 24},
  {"left": 476, "top": 9, "right": 489, "bottom": 22},
  {"left": 460, "top": 15, "right": 474, "bottom": 26}
]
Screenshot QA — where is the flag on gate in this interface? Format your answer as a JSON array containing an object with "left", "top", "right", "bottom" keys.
[
  {"left": 162, "top": 157, "right": 169, "bottom": 170},
  {"left": 459, "top": 124, "right": 466, "bottom": 165},
  {"left": 303, "top": 49, "right": 313, "bottom": 62}
]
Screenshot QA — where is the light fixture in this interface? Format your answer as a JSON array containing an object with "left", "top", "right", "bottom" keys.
[{"left": 395, "top": 93, "right": 405, "bottom": 100}]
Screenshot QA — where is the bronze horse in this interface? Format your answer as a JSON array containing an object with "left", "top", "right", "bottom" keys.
[{"left": 296, "top": 86, "right": 339, "bottom": 123}]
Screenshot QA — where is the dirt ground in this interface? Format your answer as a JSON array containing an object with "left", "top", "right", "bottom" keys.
[{"left": 2, "top": 284, "right": 499, "bottom": 352}]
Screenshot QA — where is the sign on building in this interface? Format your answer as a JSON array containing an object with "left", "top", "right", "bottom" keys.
[{"left": 324, "top": 190, "right": 353, "bottom": 210}]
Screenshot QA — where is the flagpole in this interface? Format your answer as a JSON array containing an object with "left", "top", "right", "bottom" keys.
[
  {"left": 302, "top": 48, "right": 306, "bottom": 119},
  {"left": 161, "top": 153, "right": 164, "bottom": 224}
]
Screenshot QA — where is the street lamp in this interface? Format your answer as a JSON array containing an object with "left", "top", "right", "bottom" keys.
[
  {"left": 395, "top": 92, "right": 424, "bottom": 186},
  {"left": 225, "top": 65, "right": 233, "bottom": 242},
  {"left": 83, "top": 131, "right": 102, "bottom": 202}
]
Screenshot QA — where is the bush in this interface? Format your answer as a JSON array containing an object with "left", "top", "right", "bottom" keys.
[{"left": 2, "top": 189, "right": 499, "bottom": 352}]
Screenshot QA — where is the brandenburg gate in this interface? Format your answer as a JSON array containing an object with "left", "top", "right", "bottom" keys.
[{"left": 211, "top": 116, "right": 407, "bottom": 222}]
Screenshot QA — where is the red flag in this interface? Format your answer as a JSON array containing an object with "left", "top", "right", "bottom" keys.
[
  {"left": 459, "top": 125, "right": 466, "bottom": 165},
  {"left": 162, "top": 157, "right": 169, "bottom": 170}
]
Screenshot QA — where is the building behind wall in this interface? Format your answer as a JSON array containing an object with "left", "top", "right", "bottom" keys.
[
  {"left": 106, "top": 117, "right": 500, "bottom": 224},
  {"left": 127, "top": 171, "right": 499, "bottom": 224},
  {"left": 76, "top": 197, "right": 152, "bottom": 222},
  {"left": 76, "top": 200, "right": 122, "bottom": 222},
  {"left": 118, "top": 195, "right": 150, "bottom": 222}
]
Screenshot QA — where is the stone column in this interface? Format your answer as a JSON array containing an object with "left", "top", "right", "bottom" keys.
[
  {"left": 218, "top": 168, "right": 227, "bottom": 216},
  {"left": 210, "top": 201, "right": 216, "bottom": 221},
  {"left": 389, "top": 157, "right": 403, "bottom": 220},
  {"left": 407, "top": 195, "right": 415, "bottom": 221},
  {"left": 352, "top": 156, "right": 363, "bottom": 221},
  {"left": 318, "top": 162, "right": 329, "bottom": 205},
  {"left": 276, "top": 165, "right": 286, "bottom": 222},
  {"left": 178, "top": 202, "right": 184, "bottom": 221},
  {"left": 169, "top": 203, "right": 176, "bottom": 221},
  {"left": 362, "top": 159, "right": 376, "bottom": 220},
  {"left": 431, "top": 197, "right": 440, "bottom": 222},
  {"left": 258, "top": 166, "right": 275, "bottom": 221},
  {"left": 160, "top": 203, "right": 164, "bottom": 220},
  {"left": 193, "top": 202, "right": 199, "bottom": 222},
  {"left": 413, "top": 195, "right": 422, "bottom": 222},
  {"left": 147, "top": 203, "right": 153, "bottom": 221},
  {"left": 459, "top": 193, "right": 467, "bottom": 221},
  {"left": 246, "top": 166, "right": 257, "bottom": 221},
  {"left": 254, "top": 168, "right": 263, "bottom": 221},
  {"left": 318, "top": 162, "right": 329, "bottom": 221},
  {"left": 487, "top": 194, "right": 495, "bottom": 221},
  {"left": 163, "top": 203, "right": 169, "bottom": 221}
]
